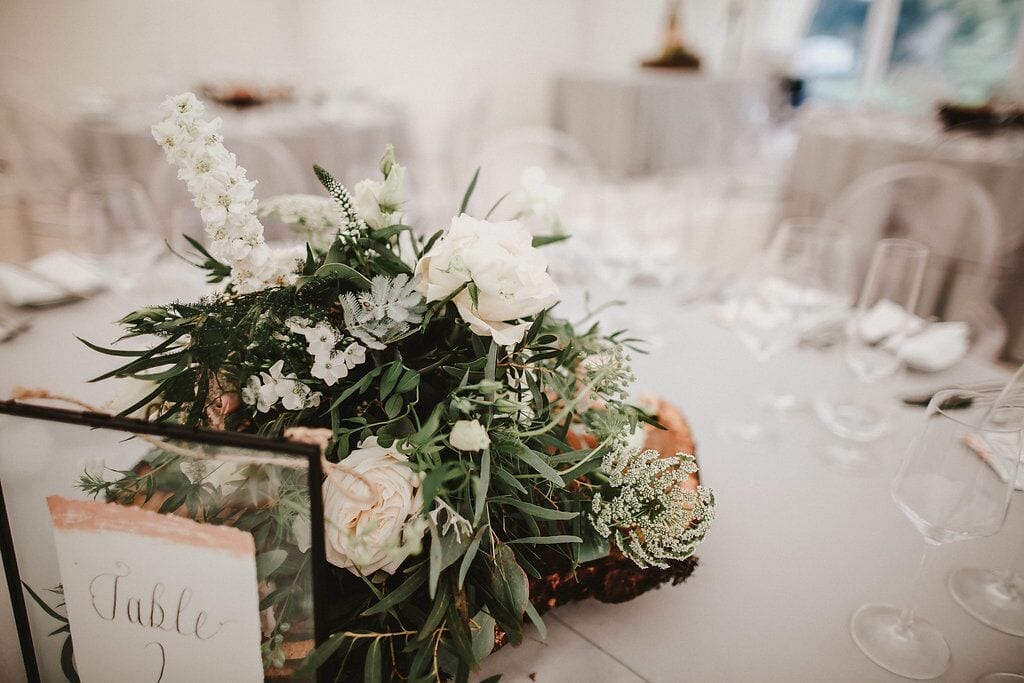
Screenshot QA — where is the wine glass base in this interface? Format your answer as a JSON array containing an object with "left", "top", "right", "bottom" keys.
[
  {"left": 850, "top": 603, "right": 950, "bottom": 680},
  {"left": 814, "top": 397, "right": 890, "bottom": 442},
  {"left": 949, "top": 568, "right": 1024, "bottom": 637},
  {"left": 821, "top": 441, "right": 875, "bottom": 473},
  {"left": 715, "top": 417, "right": 777, "bottom": 444},
  {"left": 757, "top": 392, "right": 803, "bottom": 413}
]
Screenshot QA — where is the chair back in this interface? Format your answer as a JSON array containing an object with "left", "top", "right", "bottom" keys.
[{"left": 825, "top": 160, "right": 1006, "bottom": 359}]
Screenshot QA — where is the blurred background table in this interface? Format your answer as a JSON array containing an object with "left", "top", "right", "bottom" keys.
[
  {"left": 72, "top": 93, "right": 411, "bottom": 207},
  {"left": 552, "top": 69, "right": 776, "bottom": 178}
]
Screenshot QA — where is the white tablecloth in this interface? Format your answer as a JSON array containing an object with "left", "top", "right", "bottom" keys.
[
  {"left": 552, "top": 69, "right": 772, "bottom": 178},
  {"left": 0, "top": 268, "right": 1021, "bottom": 681},
  {"left": 72, "top": 97, "right": 411, "bottom": 206}
]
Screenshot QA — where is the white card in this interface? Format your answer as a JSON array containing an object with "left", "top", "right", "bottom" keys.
[{"left": 47, "top": 496, "right": 264, "bottom": 682}]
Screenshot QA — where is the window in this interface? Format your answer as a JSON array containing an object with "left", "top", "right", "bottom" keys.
[
  {"left": 891, "top": 0, "right": 1023, "bottom": 103},
  {"left": 795, "top": 0, "right": 1023, "bottom": 105}
]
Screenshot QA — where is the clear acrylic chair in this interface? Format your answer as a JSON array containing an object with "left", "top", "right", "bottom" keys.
[{"left": 824, "top": 160, "right": 1006, "bottom": 358}]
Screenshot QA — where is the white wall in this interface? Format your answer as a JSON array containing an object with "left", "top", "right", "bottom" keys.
[
  {"left": 0, "top": 0, "right": 302, "bottom": 113},
  {"left": 0, "top": 1, "right": 805, "bottom": 162},
  {"left": 293, "top": 0, "right": 588, "bottom": 159}
]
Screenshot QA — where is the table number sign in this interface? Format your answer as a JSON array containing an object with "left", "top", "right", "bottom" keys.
[{"left": 47, "top": 496, "right": 264, "bottom": 682}]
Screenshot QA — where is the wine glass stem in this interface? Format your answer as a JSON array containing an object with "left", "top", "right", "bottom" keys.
[{"left": 899, "top": 546, "right": 936, "bottom": 630}]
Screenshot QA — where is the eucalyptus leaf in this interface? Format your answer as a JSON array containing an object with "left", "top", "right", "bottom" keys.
[
  {"left": 255, "top": 549, "right": 288, "bottom": 580},
  {"left": 458, "top": 526, "right": 487, "bottom": 589},
  {"left": 310, "top": 262, "right": 372, "bottom": 290},
  {"left": 459, "top": 167, "right": 480, "bottom": 214},
  {"left": 364, "top": 638, "right": 383, "bottom": 683},
  {"left": 515, "top": 445, "right": 565, "bottom": 487},
  {"left": 470, "top": 610, "right": 497, "bottom": 663},
  {"left": 524, "top": 601, "right": 547, "bottom": 640},
  {"left": 491, "top": 543, "right": 528, "bottom": 620},
  {"left": 507, "top": 535, "right": 582, "bottom": 545}
]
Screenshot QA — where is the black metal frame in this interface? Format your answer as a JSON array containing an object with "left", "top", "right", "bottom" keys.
[{"left": 0, "top": 400, "right": 328, "bottom": 682}]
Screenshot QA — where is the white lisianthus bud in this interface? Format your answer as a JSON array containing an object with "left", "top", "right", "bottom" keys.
[{"left": 450, "top": 419, "right": 491, "bottom": 451}]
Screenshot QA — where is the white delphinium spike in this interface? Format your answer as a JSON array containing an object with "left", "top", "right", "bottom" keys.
[{"left": 151, "top": 92, "right": 301, "bottom": 293}]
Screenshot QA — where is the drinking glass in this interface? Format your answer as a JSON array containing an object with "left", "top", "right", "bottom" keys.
[
  {"left": 816, "top": 239, "right": 928, "bottom": 462},
  {"left": 851, "top": 386, "right": 1024, "bottom": 679},
  {"left": 949, "top": 366, "right": 1024, "bottom": 637},
  {"left": 67, "top": 174, "right": 165, "bottom": 291},
  {"left": 717, "top": 219, "right": 854, "bottom": 442}
]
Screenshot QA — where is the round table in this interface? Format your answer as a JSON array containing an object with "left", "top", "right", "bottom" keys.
[
  {"left": 552, "top": 69, "right": 774, "bottom": 178},
  {"left": 0, "top": 267, "right": 1020, "bottom": 681}
]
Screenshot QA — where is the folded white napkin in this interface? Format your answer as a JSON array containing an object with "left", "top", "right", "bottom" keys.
[
  {"left": 858, "top": 299, "right": 925, "bottom": 344},
  {"left": 0, "top": 250, "right": 107, "bottom": 307},
  {"left": 897, "top": 321, "right": 971, "bottom": 373}
]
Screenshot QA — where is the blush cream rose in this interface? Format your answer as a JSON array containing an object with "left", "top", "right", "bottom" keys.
[
  {"left": 414, "top": 214, "right": 559, "bottom": 345},
  {"left": 321, "top": 437, "right": 427, "bottom": 575}
]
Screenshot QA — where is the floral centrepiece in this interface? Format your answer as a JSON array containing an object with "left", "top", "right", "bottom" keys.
[{"left": 84, "top": 92, "right": 715, "bottom": 681}]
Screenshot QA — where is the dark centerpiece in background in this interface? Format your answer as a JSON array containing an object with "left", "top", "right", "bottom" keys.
[{"left": 642, "top": 0, "right": 701, "bottom": 71}]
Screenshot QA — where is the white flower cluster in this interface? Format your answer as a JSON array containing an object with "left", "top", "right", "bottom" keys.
[
  {"left": 339, "top": 274, "right": 425, "bottom": 350},
  {"left": 242, "top": 360, "right": 322, "bottom": 413},
  {"left": 577, "top": 346, "right": 636, "bottom": 402},
  {"left": 151, "top": 92, "right": 303, "bottom": 293},
  {"left": 591, "top": 449, "right": 715, "bottom": 569},
  {"left": 257, "top": 194, "right": 346, "bottom": 252},
  {"left": 285, "top": 317, "right": 368, "bottom": 386}
]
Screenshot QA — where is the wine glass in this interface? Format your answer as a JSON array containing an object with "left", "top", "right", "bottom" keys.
[
  {"left": 851, "top": 385, "right": 1024, "bottom": 679},
  {"left": 67, "top": 174, "right": 165, "bottom": 291},
  {"left": 717, "top": 219, "right": 854, "bottom": 442},
  {"left": 948, "top": 365, "right": 1024, "bottom": 637},
  {"left": 815, "top": 238, "right": 928, "bottom": 463}
]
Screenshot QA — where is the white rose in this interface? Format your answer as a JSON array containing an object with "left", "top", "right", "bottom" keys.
[
  {"left": 414, "top": 214, "right": 560, "bottom": 345},
  {"left": 450, "top": 419, "right": 491, "bottom": 451},
  {"left": 322, "top": 437, "right": 425, "bottom": 575}
]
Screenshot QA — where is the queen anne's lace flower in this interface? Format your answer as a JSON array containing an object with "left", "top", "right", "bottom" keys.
[
  {"left": 577, "top": 346, "right": 636, "bottom": 402},
  {"left": 339, "top": 274, "right": 425, "bottom": 349},
  {"left": 151, "top": 92, "right": 301, "bottom": 293},
  {"left": 590, "top": 449, "right": 715, "bottom": 569}
]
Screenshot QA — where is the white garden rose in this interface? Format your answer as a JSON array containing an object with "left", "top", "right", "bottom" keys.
[
  {"left": 414, "top": 214, "right": 560, "bottom": 345},
  {"left": 322, "top": 437, "right": 425, "bottom": 575},
  {"left": 449, "top": 419, "right": 490, "bottom": 451}
]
